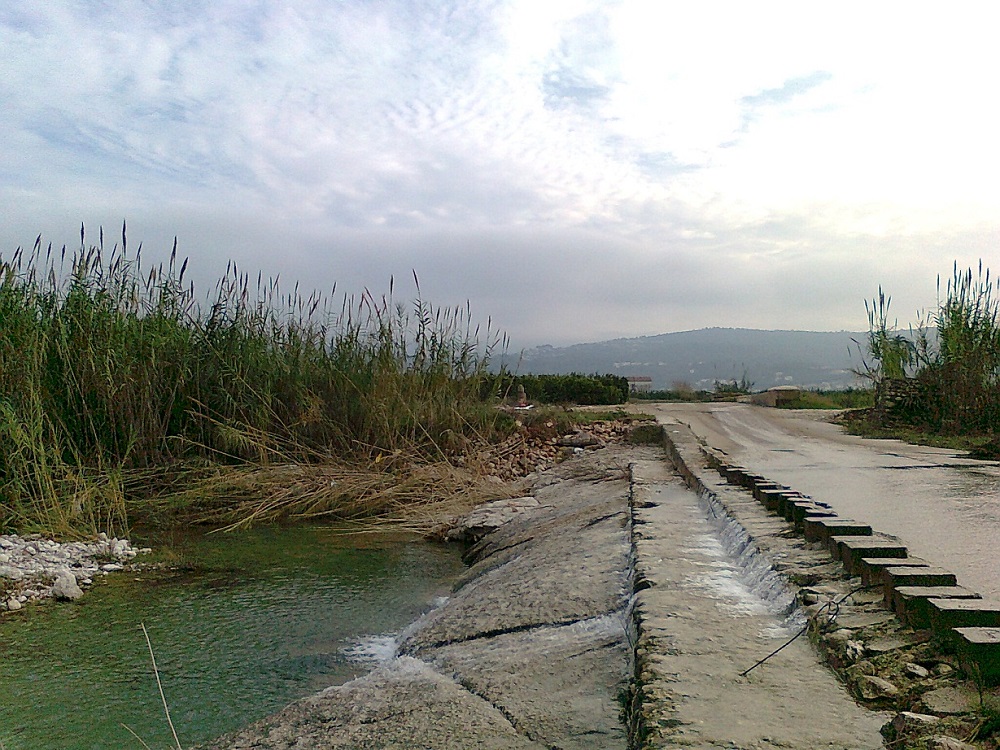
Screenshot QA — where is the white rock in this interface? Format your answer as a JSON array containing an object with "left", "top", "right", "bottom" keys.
[
  {"left": 0, "top": 565, "right": 24, "bottom": 581},
  {"left": 905, "top": 662, "right": 930, "bottom": 679},
  {"left": 100, "top": 563, "right": 124, "bottom": 572},
  {"left": 51, "top": 570, "right": 84, "bottom": 601},
  {"left": 928, "top": 737, "right": 976, "bottom": 750},
  {"left": 858, "top": 675, "right": 898, "bottom": 699},
  {"left": 6, "top": 598, "right": 21, "bottom": 611}
]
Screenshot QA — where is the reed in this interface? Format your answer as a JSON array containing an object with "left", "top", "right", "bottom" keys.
[
  {"left": 0, "top": 225, "right": 512, "bottom": 537},
  {"left": 919, "top": 262, "right": 1000, "bottom": 431},
  {"left": 863, "top": 261, "right": 1000, "bottom": 434}
]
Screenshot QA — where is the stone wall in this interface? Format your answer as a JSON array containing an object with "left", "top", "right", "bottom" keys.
[{"left": 874, "top": 377, "right": 925, "bottom": 424}]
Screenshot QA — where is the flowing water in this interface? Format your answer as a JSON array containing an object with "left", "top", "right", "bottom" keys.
[
  {"left": 654, "top": 402, "right": 1000, "bottom": 599},
  {"left": 0, "top": 526, "right": 465, "bottom": 750}
]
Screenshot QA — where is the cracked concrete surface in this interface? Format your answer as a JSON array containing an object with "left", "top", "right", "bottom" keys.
[
  {"left": 197, "top": 427, "right": 896, "bottom": 750},
  {"left": 631, "top": 454, "right": 887, "bottom": 749},
  {"left": 196, "top": 449, "right": 636, "bottom": 750}
]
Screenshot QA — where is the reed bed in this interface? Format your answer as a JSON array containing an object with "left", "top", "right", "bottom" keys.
[
  {"left": 141, "top": 456, "right": 520, "bottom": 534},
  {"left": 0, "top": 225, "right": 513, "bottom": 537},
  {"left": 864, "top": 261, "right": 1000, "bottom": 434}
]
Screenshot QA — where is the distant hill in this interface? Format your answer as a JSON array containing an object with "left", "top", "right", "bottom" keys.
[{"left": 507, "top": 328, "right": 871, "bottom": 391}]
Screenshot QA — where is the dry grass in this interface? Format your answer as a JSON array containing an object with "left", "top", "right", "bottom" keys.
[{"left": 143, "top": 453, "right": 522, "bottom": 534}]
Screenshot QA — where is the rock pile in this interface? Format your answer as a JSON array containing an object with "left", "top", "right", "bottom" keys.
[
  {"left": 0, "top": 533, "right": 149, "bottom": 611},
  {"left": 479, "top": 419, "right": 633, "bottom": 482}
]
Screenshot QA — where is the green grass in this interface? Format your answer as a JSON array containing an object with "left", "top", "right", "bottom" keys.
[
  {"left": 777, "top": 389, "right": 875, "bottom": 410},
  {"left": 839, "top": 410, "right": 1000, "bottom": 457},
  {"left": 0, "top": 226, "right": 513, "bottom": 537}
]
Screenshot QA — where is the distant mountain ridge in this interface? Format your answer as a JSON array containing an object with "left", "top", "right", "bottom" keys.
[{"left": 511, "top": 328, "right": 870, "bottom": 391}]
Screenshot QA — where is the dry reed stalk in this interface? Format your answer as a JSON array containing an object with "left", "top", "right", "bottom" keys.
[{"left": 143, "top": 454, "right": 520, "bottom": 533}]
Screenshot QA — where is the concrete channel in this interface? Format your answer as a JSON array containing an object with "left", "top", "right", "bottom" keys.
[
  {"left": 631, "top": 423, "right": 888, "bottom": 748},
  {"left": 198, "top": 423, "right": 911, "bottom": 749}
]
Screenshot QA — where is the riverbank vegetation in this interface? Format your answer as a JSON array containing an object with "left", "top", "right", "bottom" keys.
[
  {"left": 630, "top": 384, "right": 873, "bottom": 409},
  {"left": 0, "top": 227, "right": 525, "bottom": 538},
  {"left": 848, "top": 261, "right": 1000, "bottom": 455},
  {"left": 498, "top": 373, "right": 630, "bottom": 405}
]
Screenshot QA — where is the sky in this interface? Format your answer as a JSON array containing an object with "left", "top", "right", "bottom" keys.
[{"left": 3, "top": 1, "right": 1000, "bottom": 349}]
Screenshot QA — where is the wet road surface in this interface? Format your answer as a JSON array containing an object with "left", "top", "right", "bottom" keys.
[
  {"left": 631, "top": 455, "right": 886, "bottom": 748},
  {"left": 647, "top": 402, "right": 1000, "bottom": 599}
]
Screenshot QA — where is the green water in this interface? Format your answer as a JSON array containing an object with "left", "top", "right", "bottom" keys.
[{"left": 0, "top": 526, "right": 465, "bottom": 750}]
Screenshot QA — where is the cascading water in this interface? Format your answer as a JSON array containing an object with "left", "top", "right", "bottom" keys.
[{"left": 686, "top": 486, "right": 804, "bottom": 633}]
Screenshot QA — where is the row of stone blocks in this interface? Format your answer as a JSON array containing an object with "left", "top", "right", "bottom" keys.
[{"left": 702, "top": 447, "right": 1000, "bottom": 685}]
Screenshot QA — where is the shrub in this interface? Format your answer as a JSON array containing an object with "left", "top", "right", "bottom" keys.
[
  {"left": 862, "top": 261, "right": 1000, "bottom": 434},
  {"left": 497, "top": 373, "right": 630, "bottom": 405}
]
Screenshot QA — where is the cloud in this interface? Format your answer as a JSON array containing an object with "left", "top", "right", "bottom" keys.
[{"left": 3, "top": 1, "right": 1000, "bottom": 351}]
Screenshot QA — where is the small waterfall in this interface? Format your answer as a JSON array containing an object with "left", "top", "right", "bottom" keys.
[{"left": 697, "top": 486, "right": 803, "bottom": 628}]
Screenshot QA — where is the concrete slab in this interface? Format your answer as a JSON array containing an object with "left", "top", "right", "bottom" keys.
[
  {"left": 802, "top": 517, "right": 871, "bottom": 545},
  {"left": 832, "top": 536, "right": 908, "bottom": 574},
  {"left": 953, "top": 627, "right": 1000, "bottom": 686},
  {"left": 418, "top": 616, "right": 630, "bottom": 750},
  {"left": 859, "top": 556, "right": 929, "bottom": 587},
  {"left": 629, "top": 468, "right": 885, "bottom": 749},
  {"left": 882, "top": 567, "right": 958, "bottom": 608},
  {"left": 407, "top": 481, "right": 631, "bottom": 648},
  {"left": 892, "top": 586, "right": 982, "bottom": 629},
  {"left": 928, "top": 599, "right": 1000, "bottom": 634},
  {"left": 197, "top": 657, "right": 553, "bottom": 750}
]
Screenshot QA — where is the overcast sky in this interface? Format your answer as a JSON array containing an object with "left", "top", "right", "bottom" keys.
[{"left": 3, "top": 2, "right": 999, "bottom": 349}]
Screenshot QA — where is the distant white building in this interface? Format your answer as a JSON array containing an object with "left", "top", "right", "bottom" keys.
[{"left": 627, "top": 376, "right": 653, "bottom": 393}]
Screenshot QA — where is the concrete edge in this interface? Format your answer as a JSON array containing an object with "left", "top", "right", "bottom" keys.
[{"left": 651, "top": 417, "right": 1000, "bottom": 691}]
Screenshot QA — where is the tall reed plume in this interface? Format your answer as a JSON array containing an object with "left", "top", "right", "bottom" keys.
[{"left": 0, "top": 224, "right": 511, "bottom": 537}]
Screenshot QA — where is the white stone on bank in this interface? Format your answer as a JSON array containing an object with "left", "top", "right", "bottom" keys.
[
  {"left": 0, "top": 533, "right": 149, "bottom": 611},
  {"left": 51, "top": 570, "right": 84, "bottom": 601}
]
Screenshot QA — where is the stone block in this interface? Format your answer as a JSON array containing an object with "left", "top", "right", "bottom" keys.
[
  {"left": 882, "top": 567, "right": 958, "bottom": 608},
  {"left": 702, "top": 450, "right": 724, "bottom": 470},
  {"left": 775, "top": 491, "right": 808, "bottom": 519},
  {"left": 928, "top": 599, "right": 1000, "bottom": 640},
  {"left": 789, "top": 500, "right": 833, "bottom": 528},
  {"left": 757, "top": 488, "right": 786, "bottom": 512},
  {"left": 953, "top": 627, "right": 1000, "bottom": 686},
  {"left": 859, "top": 557, "right": 928, "bottom": 587},
  {"left": 802, "top": 517, "right": 866, "bottom": 544},
  {"left": 722, "top": 466, "right": 748, "bottom": 485},
  {"left": 751, "top": 482, "right": 784, "bottom": 503},
  {"left": 893, "top": 586, "right": 982, "bottom": 629},
  {"left": 739, "top": 472, "right": 768, "bottom": 490},
  {"left": 832, "top": 535, "right": 907, "bottom": 574}
]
